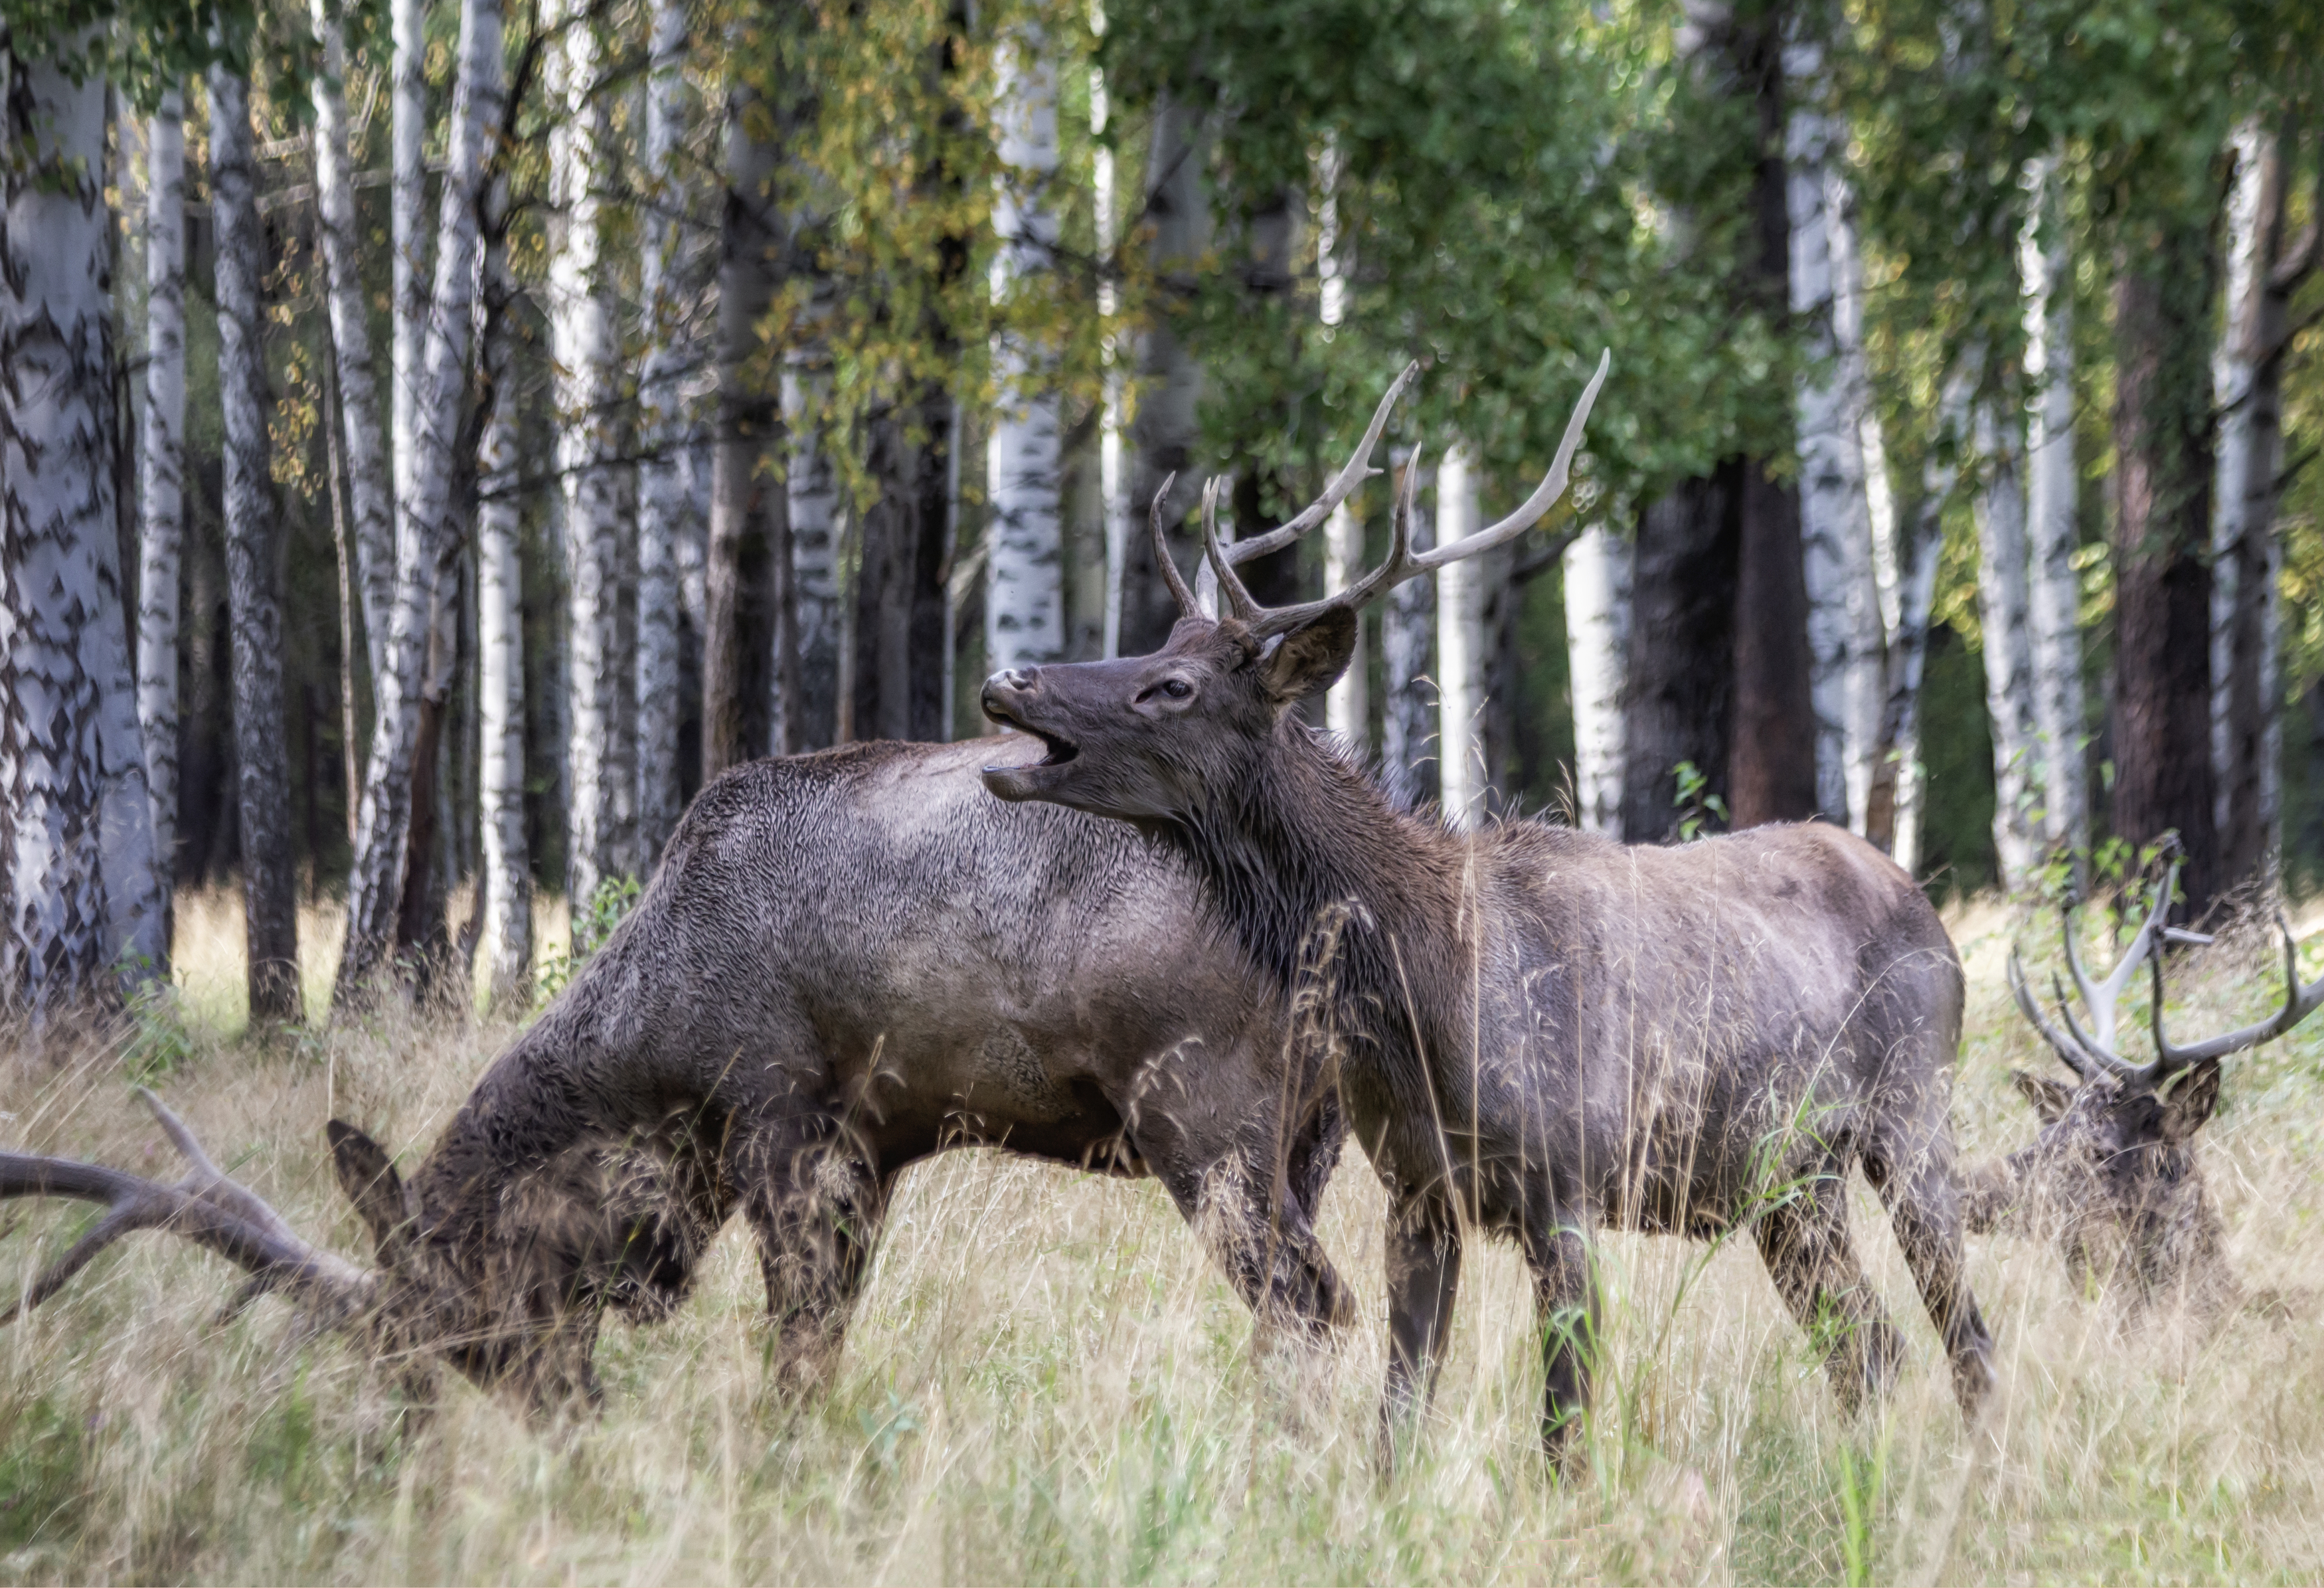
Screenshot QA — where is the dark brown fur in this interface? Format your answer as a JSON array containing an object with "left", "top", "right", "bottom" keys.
[
  {"left": 983, "top": 612, "right": 1997, "bottom": 1459},
  {"left": 323, "top": 737, "right": 1347, "bottom": 1410}
]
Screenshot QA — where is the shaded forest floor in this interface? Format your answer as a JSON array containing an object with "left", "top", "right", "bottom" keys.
[{"left": 6, "top": 889, "right": 2324, "bottom": 1584}]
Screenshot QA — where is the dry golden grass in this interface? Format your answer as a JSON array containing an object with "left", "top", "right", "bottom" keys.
[{"left": 4, "top": 887, "right": 2323, "bottom": 1584}]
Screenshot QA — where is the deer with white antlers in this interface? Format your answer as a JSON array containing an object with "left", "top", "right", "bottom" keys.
[
  {"left": 979, "top": 357, "right": 1998, "bottom": 1463},
  {"left": 1982, "top": 853, "right": 2324, "bottom": 1314}
]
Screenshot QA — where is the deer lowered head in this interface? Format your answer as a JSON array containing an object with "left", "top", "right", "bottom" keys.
[{"left": 1977, "top": 855, "right": 2323, "bottom": 1315}]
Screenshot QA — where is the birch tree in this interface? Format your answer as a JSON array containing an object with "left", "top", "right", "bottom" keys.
[
  {"left": 636, "top": 0, "right": 690, "bottom": 863},
  {"left": 139, "top": 90, "right": 186, "bottom": 912},
  {"left": 1123, "top": 94, "right": 1208, "bottom": 657},
  {"left": 986, "top": 27, "right": 1065, "bottom": 678},
  {"left": 1436, "top": 448, "right": 1489, "bottom": 828},
  {"left": 1316, "top": 134, "right": 1367, "bottom": 749},
  {"left": 393, "top": 0, "right": 428, "bottom": 507},
  {"left": 476, "top": 175, "right": 529, "bottom": 1008},
  {"left": 1, "top": 39, "right": 167, "bottom": 1014},
  {"left": 1091, "top": 7, "right": 1130, "bottom": 660},
  {"left": 1973, "top": 391, "right": 2040, "bottom": 888},
  {"left": 212, "top": 61, "right": 302, "bottom": 1022},
  {"left": 782, "top": 335, "right": 841, "bottom": 749},
  {"left": 1563, "top": 523, "right": 1629, "bottom": 835},
  {"left": 312, "top": 0, "right": 394, "bottom": 684},
  {"left": 2021, "top": 153, "right": 2086, "bottom": 862},
  {"left": 552, "top": 0, "right": 633, "bottom": 907},
  {"left": 337, "top": 0, "right": 505, "bottom": 1009},
  {"left": 1379, "top": 454, "right": 1436, "bottom": 812}
]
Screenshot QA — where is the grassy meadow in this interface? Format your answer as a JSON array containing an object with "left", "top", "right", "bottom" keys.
[{"left": 5, "top": 887, "right": 2324, "bottom": 1585}]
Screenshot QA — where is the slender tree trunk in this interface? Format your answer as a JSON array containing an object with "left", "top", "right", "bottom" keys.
[
  {"left": 313, "top": 0, "right": 394, "bottom": 685},
  {"left": 986, "top": 27, "right": 1065, "bottom": 679},
  {"left": 1379, "top": 453, "right": 1438, "bottom": 812},
  {"left": 1436, "top": 448, "right": 1491, "bottom": 828},
  {"left": 781, "top": 320, "right": 841, "bottom": 750},
  {"left": 1974, "top": 392, "right": 2041, "bottom": 887},
  {"left": 1786, "top": 33, "right": 1872, "bottom": 827},
  {"left": 1867, "top": 479, "right": 1943, "bottom": 873},
  {"left": 393, "top": 0, "right": 428, "bottom": 510},
  {"left": 476, "top": 175, "right": 530, "bottom": 1009},
  {"left": 2112, "top": 213, "right": 2222, "bottom": 912},
  {"left": 1091, "top": 35, "right": 1130, "bottom": 660},
  {"left": 1315, "top": 133, "right": 1367, "bottom": 749},
  {"left": 395, "top": 569, "right": 457, "bottom": 975},
  {"left": 1828, "top": 173, "right": 1886, "bottom": 832},
  {"left": 139, "top": 92, "right": 186, "bottom": 915},
  {"left": 2212, "top": 117, "right": 2303, "bottom": 889},
  {"left": 322, "top": 351, "right": 362, "bottom": 843},
  {"left": 1123, "top": 94, "right": 1210, "bottom": 658},
  {"left": 635, "top": 0, "right": 689, "bottom": 863},
  {"left": 2021, "top": 153, "right": 2087, "bottom": 867},
  {"left": 704, "top": 86, "right": 780, "bottom": 777},
  {"left": 335, "top": 0, "right": 505, "bottom": 1009},
  {"left": 210, "top": 64, "right": 301, "bottom": 1023},
  {"left": 553, "top": 0, "right": 631, "bottom": 907},
  {"left": 1564, "top": 521, "right": 1629, "bottom": 835},
  {"left": 1, "top": 43, "right": 167, "bottom": 1015}
]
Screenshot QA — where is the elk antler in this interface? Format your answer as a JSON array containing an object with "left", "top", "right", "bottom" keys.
[
  {"left": 2145, "top": 909, "right": 2324, "bottom": 1073},
  {"left": 1, "top": 1089, "right": 373, "bottom": 1324},
  {"left": 1201, "top": 350, "right": 1612, "bottom": 640},
  {"left": 2007, "top": 856, "right": 2181, "bottom": 1081}
]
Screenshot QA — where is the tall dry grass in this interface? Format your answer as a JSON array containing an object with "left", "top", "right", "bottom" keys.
[{"left": 4, "top": 887, "right": 2323, "bottom": 1584}]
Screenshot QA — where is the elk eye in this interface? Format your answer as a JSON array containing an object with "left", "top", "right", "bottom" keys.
[{"left": 1161, "top": 678, "right": 1192, "bottom": 699}]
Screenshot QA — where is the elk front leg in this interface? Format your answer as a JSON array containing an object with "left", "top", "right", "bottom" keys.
[
  {"left": 1380, "top": 1190, "right": 1462, "bottom": 1456},
  {"left": 1752, "top": 1165, "right": 1907, "bottom": 1415},
  {"left": 736, "top": 1126, "right": 889, "bottom": 1399},
  {"left": 1867, "top": 1144, "right": 1997, "bottom": 1418},
  {"left": 1523, "top": 1214, "right": 1600, "bottom": 1465}
]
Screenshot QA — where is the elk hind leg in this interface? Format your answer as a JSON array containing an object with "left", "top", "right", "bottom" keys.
[
  {"left": 1754, "top": 1166, "right": 1907, "bottom": 1415},
  {"left": 1522, "top": 1213, "right": 1601, "bottom": 1467}
]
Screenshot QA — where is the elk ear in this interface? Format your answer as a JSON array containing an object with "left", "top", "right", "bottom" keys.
[
  {"left": 1262, "top": 608, "right": 1357, "bottom": 707},
  {"left": 2159, "top": 1058, "right": 2221, "bottom": 1144},
  {"left": 2011, "top": 1069, "right": 2074, "bottom": 1124},
  {"left": 329, "top": 1120, "right": 419, "bottom": 1259}
]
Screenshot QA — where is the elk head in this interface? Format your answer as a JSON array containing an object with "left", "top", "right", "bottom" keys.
[
  {"left": 3, "top": 1092, "right": 724, "bottom": 1413},
  {"left": 1983, "top": 859, "right": 2322, "bottom": 1314},
  {"left": 981, "top": 355, "right": 1610, "bottom": 832}
]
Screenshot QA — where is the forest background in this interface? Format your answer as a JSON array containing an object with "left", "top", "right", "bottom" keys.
[{"left": 2, "top": 0, "right": 2321, "bottom": 1019}]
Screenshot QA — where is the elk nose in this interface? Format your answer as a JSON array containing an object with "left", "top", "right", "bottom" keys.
[{"left": 980, "top": 667, "right": 1039, "bottom": 721}]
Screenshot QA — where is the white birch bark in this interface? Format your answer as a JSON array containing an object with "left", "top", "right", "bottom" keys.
[
  {"left": 313, "top": 0, "right": 396, "bottom": 687},
  {"left": 783, "top": 347, "right": 841, "bottom": 749},
  {"left": 1436, "top": 448, "right": 1487, "bottom": 830},
  {"left": 1380, "top": 453, "right": 1436, "bottom": 812},
  {"left": 1974, "top": 395, "right": 2040, "bottom": 887},
  {"left": 393, "top": 0, "right": 428, "bottom": 510},
  {"left": 985, "top": 29, "right": 1065, "bottom": 676},
  {"left": 1316, "top": 133, "right": 1367, "bottom": 750},
  {"left": 1564, "top": 522, "right": 1629, "bottom": 836},
  {"left": 1827, "top": 177, "right": 1887, "bottom": 830},
  {"left": 336, "top": 0, "right": 505, "bottom": 1008},
  {"left": 139, "top": 92, "right": 185, "bottom": 897},
  {"left": 477, "top": 234, "right": 530, "bottom": 1002},
  {"left": 2021, "top": 153, "right": 2086, "bottom": 860},
  {"left": 635, "top": 0, "right": 689, "bottom": 865},
  {"left": 1785, "top": 37, "right": 1872, "bottom": 827},
  {"left": 551, "top": 0, "right": 631, "bottom": 907},
  {"left": 1091, "top": 8, "right": 1129, "bottom": 660},
  {"left": 1, "top": 46, "right": 167, "bottom": 1012},
  {"left": 1886, "top": 501, "right": 1942, "bottom": 877}
]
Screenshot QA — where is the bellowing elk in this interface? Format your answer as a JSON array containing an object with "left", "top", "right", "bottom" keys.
[
  {"left": 979, "top": 360, "right": 1998, "bottom": 1460},
  {"left": 2, "top": 740, "right": 1348, "bottom": 1405},
  {"left": 1980, "top": 858, "right": 2323, "bottom": 1314}
]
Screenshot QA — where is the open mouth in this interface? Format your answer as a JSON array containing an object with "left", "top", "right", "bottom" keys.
[{"left": 983, "top": 708, "right": 1079, "bottom": 770}]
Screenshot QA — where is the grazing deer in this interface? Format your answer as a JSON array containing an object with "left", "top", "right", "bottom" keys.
[
  {"left": 2, "top": 739, "right": 1348, "bottom": 1409},
  {"left": 1980, "top": 857, "right": 2323, "bottom": 1314},
  {"left": 979, "top": 360, "right": 1997, "bottom": 1461}
]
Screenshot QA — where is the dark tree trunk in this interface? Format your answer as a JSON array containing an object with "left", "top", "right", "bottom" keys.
[
  {"left": 1620, "top": 472, "right": 1739, "bottom": 840},
  {"left": 211, "top": 65, "right": 300, "bottom": 1023},
  {"left": 2112, "top": 215, "right": 2222, "bottom": 911},
  {"left": 1730, "top": 463, "right": 1818, "bottom": 826},
  {"left": 705, "top": 91, "right": 782, "bottom": 778},
  {"left": 908, "top": 386, "right": 952, "bottom": 740}
]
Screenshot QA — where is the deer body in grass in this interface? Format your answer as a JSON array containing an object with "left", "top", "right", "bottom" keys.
[
  {"left": 979, "top": 360, "right": 1998, "bottom": 1460},
  {"left": 1978, "top": 860, "right": 2324, "bottom": 1316},
  {"left": 2, "top": 739, "right": 1349, "bottom": 1408}
]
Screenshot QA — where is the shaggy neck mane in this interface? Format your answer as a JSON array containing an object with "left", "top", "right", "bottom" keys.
[{"left": 1159, "top": 717, "right": 1467, "bottom": 1062}]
